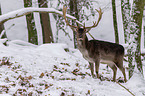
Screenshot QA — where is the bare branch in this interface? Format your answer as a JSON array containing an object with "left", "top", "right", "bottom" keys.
[{"left": 0, "top": 7, "right": 83, "bottom": 25}]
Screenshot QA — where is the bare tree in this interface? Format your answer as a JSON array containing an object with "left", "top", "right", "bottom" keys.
[
  {"left": 69, "top": 0, "right": 79, "bottom": 48},
  {"left": 112, "top": 0, "right": 119, "bottom": 44},
  {"left": 127, "top": 0, "right": 144, "bottom": 78},
  {"left": 24, "top": 0, "right": 38, "bottom": 45},
  {"left": 121, "top": 0, "right": 131, "bottom": 43},
  {"left": 143, "top": 4, "right": 145, "bottom": 48},
  {"left": 38, "top": 0, "right": 53, "bottom": 43}
]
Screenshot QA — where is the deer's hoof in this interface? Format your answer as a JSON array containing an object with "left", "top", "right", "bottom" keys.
[
  {"left": 124, "top": 79, "right": 127, "bottom": 83},
  {"left": 112, "top": 79, "right": 116, "bottom": 82},
  {"left": 91, "top": 74, "right": 96, "bottom": 78}
]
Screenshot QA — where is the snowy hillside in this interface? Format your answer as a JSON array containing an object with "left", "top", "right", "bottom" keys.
[{"left": 0, "top": 40, "right": 145, "bottom": 96}]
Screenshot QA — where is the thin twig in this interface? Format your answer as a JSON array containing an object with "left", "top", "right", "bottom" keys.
[
  {"left": 88, "top": 32, "right": 95, "bottom": 40},
  {"left": 0, "top": 24, "right": 15, "bottom": 39},
  {"left": 116, "top": 81, "right": 135, "bottom": 96}
]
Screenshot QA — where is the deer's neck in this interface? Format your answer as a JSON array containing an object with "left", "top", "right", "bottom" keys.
[{"left": 77, "top": 34, "right": 95, "bottom": 63}]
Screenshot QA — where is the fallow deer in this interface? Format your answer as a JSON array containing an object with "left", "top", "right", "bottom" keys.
[{"left": 63, "top": 6, "right": 127, "bottom": 82}]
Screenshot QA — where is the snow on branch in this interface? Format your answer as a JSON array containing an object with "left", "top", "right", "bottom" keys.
[{"left": 0, "top": 7, "right": 83, "bottom": 25}]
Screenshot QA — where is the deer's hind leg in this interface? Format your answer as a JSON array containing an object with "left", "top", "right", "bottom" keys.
[
  {"left": 116, "top": 60, "right": 127, "bottom": 82},
  {"left": 107, "top": 62, "right": 117, "bottom": 82}
]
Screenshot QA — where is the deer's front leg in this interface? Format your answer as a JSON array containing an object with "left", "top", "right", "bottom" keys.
[
  {"left": 95, "top": 60, "right": 100, "bottom": 78},
  {"left": 89, "top": 62, "right": 95, "bottom": 78}
]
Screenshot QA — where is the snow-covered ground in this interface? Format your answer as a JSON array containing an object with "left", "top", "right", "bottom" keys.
[{"left": 0, "top": 39, "right": 145, "bottom": 96}]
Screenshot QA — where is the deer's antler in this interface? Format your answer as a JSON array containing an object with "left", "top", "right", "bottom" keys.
[
  {"left": 63, "top": 6, "right": 78, "bottom": 29},
  {"left": 85, "top": 8, "right": 103, "bottom": 29},
  {"left": 63, "top": 6, "right": 103, "bottom": 33}
]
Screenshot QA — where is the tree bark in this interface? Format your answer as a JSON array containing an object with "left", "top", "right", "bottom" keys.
[
  {"left": 144, "top": 26, "right": 145, "bottom": 48},
  {"left": 112, "top": 0, "right": 119, "bottom": 44},
  {"left": 24, "top": 0, "right": 38, "bottom": 45},
  {"left": 133, "top": 0, "right": 144, "bottom": 75},
  {"left": 143, "top": 4, "right": 145, "bottom": 48},
  {"left": 69, "top": 0, "right": 79, "bottom": 48},
  {"left": 38, "top": 0, "right": 53, "bottom": 43},
  {"left": 121, "top": 0, "right": 131, "bottom": 43},
  {"left": 127, "top": 0, "right": 144, "bottom": 78}
]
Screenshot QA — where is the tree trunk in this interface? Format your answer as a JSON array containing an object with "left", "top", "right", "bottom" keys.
[
  {"left": 121, "top": 0, "right": 131, "bottom": 43},
  {"left": 127, "top": 0, "right": 144, "bottom": 78},
  {"left": 143, "top": 4, "right": 145, "bottom": 48},
  {"left": 24, "top": 0, "right": 38, "bottom": 45},
  {"left": 144, "top": 25, "right": 145, "bottom": 48},
  {"left": 133, "top": 0, "right": 144, "bottom": 75},
  {"left": 0, "top": 4, "right": 7, "bottom": 38},
  {"left": 112, "top": 0, "right": 119, "bottom": 44},
  {"left": 69, "top": 0, "right": 79, "bottom": 48},
  {"left": 38, "top": 0, "right": 53, "bottom": 43}
]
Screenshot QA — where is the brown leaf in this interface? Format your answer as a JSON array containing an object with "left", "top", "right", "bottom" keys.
[
  {"left": 39, "top": 73, "right": 44, "bottom": 78},
  {"left": 27, "top": 76, "right": 33, "bottom": 80}
]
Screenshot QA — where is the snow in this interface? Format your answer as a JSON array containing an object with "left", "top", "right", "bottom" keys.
[
  {"left": 126, "top": 72, "right": 145, "bottom": 96},
  {"left": 0, "top": 39, "right": 144, "bottom": 96}
]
